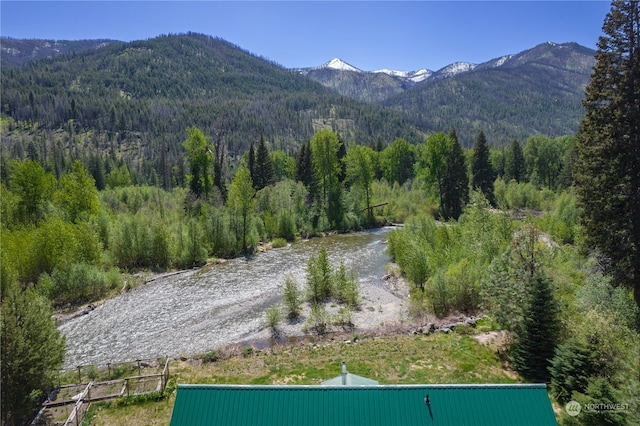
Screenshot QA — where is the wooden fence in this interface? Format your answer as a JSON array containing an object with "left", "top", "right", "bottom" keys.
[{"left": 31, "top": 358, "right": 171, "bottom": 426}]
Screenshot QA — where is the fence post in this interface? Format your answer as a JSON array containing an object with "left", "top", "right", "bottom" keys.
[
  {"left": 107, "top": 363, "right": 111, "bottom": 380},
  {"left": 77, "top": 366, "right": 82, "bottom": 385}
]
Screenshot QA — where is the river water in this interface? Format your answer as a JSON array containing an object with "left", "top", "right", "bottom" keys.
[{"left": 59, "top": 228, "right": 393, "bottom": 369}]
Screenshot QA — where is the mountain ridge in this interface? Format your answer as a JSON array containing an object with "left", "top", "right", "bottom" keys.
[{"left": 298, "top": 41, "right": 593, "bottom": 88}]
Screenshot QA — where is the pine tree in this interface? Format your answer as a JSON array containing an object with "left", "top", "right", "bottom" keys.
[
  {"left": 511, "top": 272, "right": 560, "bottom": 383},
  {"left": 441, "top": 129, "right": 468, "bottom": 220},
  {"left": 471, "top": 130, "right": 495, "bottom": 204},
  {"left": 504, "top": 139, "right": 526, "bottom": 183},
  {"left": 574, "top": 0, "right": 640, "bottom": 308},
  {"left": 254, "top": 133, "right": 275, "bottom": 191},
  {"left": 1, "top": 285, "right": 66, "bottom": 424}
]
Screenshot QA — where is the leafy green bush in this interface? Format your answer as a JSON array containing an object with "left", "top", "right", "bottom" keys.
[
  {"left": 271, "top": 238, "right": 287, "bottom": 249},
  {"left": 265, "top": 305, "right": 283, "bottom": 332},
  {"left": 333, "top": 263, "right": 361, "bottom": 309},
  {"left": 282, "top": 275, "right": 303, "bottom": 319}
]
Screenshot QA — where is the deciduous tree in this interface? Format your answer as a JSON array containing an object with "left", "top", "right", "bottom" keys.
[{"left": 228, "top": 166, "right": 256, "bottom": 253}]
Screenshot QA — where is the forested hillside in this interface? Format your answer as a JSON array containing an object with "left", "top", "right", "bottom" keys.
[
  {"left": 383, "top": 43, "right": 595, "bottom": 147},
  {"left": 1, "top": 33, "right": 423, "bottom": 186},
  {"left": 0, "top": 38, "right": 116, "bottom": 68}
]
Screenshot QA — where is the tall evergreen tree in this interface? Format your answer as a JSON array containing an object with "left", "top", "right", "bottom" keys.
[
  {"left": 441, "top": 130, "right": 469, "bottom": 220},
  {"left": 511, "top": 272, "right": 560, "bottom": 383},
  {"left": 254, "top": 133, "right": 275, "bottom": 191},
  {"left": 1, "top": 285, "right": 66, "bottom": 424},
  {"left": 470, "top": 130, "right": 495, "bottom": 204},
  {"left": 504, "top": 139, "right": 526, "bottom": 183},
  {"left": 574, "top": 0, "right": 640, "bottom": 308}
]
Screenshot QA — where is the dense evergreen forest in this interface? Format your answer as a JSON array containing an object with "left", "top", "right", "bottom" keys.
[
  {"left": 0, "top": 33, "right": 424, "bottom": 190},
  {"left": 2, "top": 3, "right": 640, "bottom": 424}
]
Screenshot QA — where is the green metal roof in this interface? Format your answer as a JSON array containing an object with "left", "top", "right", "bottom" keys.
[
  {"left": 320, "top": 373, "right": 379, "bottom": 386},
  {"left": 170, "top": 384, "right": 558, "bottom": 426}
]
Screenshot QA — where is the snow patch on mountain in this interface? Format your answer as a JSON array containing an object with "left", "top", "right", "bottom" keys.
[
  {"left": 373, "top": 68, "right": 433, "bottom": 83},
  {"left": 435, "top": 62, "right": 477, "bottom": 77},
  {"left": 323, "top": 58, "right": 361, "bottom": 72},
  {"left": 493, "top": 55, "right": 512, "bottom": 67}
]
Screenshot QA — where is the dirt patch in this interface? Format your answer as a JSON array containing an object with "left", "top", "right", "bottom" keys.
[{"left": 472, "top": 330, "right": 511, "bottom": 351}]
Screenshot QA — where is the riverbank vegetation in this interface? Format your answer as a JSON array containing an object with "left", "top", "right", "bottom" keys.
[
  {"left": 3, "top": 124, "right": 638, "bottom": 423},
  {"left": 3, "top": 3, "right": 640, "bottom": 423}
]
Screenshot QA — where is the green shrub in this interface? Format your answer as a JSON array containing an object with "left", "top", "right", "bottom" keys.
[
  {"left": 282, "top": 275, "right": 303, "bottom": 319},
  {"left": 271, "top": 238, "right": 287, "bottom": 249},
  {"left": 265, "top": 305, "right": 283, "bottom": 331},
  {"left": 333, "top": 263, "right": 361, "bottom": 309}
]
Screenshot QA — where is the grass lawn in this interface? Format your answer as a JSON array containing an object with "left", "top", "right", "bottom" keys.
[{"left": 86, "top": 332, "right": 520, "bottom": 425}]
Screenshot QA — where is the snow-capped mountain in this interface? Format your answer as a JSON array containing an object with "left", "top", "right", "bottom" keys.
[
  {"left": 298, "top": 57, "right": 478, "bottom": 85},
  {"left": 373, "top": 68, "right": 433, "bottom": 83},
  {"left": 432, "top": 62, "right": 477, "bottom": 79},
  {"left": 323, "top": 58, "right": 361, "bottom": 72}
]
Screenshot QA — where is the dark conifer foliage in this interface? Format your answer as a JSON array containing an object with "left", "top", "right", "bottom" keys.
[
  {"left": 504, "top": 139, "right": 526, "bottom": 183},
  {"left": 511, "top": 272, "right": 560, "bottom": 383},
  {"left": 253, "top": 133, "right": 275, "bottom": 191},
  {"left": 441, "top": 128, "right": 468, "bottom": 220},
  {"left": 0, "top": 33, "right": 424, "bottom": 186},
  {"left": 574, "top": 0, "right": 640, "bottom": 307},
  {"left": 470, "top": 131, "right": 495, "bottom": 204}
]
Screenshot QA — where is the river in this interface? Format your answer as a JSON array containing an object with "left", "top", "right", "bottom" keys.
[{"left": 59, "top": 228, "right": 395, "bottom": 369}]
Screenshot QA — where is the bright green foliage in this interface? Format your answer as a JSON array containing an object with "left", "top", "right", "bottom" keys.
[
  {"left": 305, "top": 303, "right": 330, "bottom": 335},
  {"left": 510, "top": 272, "right": 560, "bottom": 383},
  {"left": 1, "top": 285, "right": 65, "bottom": 424},
  {"left": 265, "top": 305, "right": 283, "bottom": 333},
  {"left": 54, "top": 160, "right": 100, "bottom": 223},
  {"left": 183, "top": 127, "right": 213, "bottom": 199},
  {"left": 304, "top": 248, "right": 360, "bottom": 312},
  {"left": 344, "top": 145, "right": 375, "bottom": 226},
  {"left": 305, "top": 248, "right": 333, "bottom": 304},
  {"left": 333, "top": 262, "right": 361, "bottom": 309},
  {"left": 310, "top": 130, "right": 342, "bottom": 228},
  {"left": 470, "top": 131, "right": 495, "bottom": 204},
  {"left": 41, "top": 262, "right": 119, "bottom": 307},
  {"left": 379, "top": 138, "right": 415, "bottom": 185},
  {"left": 388, "top": 196, "right": 513, "bottom": 318},
  {"left": 270, "top": 150, "right": 295, "bottom": 181},
  {"left": 204, "top": 206, "right": 238, "bottom": 258},
  {"left": 282, "top": 275, "right": 303, "bottom": 319},
  {"left": 179, "top": 217, "right": 207, "bottom": 267},
  {"left": 227, "top": 166, "right": 256, "bottom": 253},
  {"left": 416, "top": 132, "right": 450, "bottom": 211},
  {"left": 574, "top": 0, "right": 640, "bottom": 308},
  {"left": 9, "top": 158, "right": 54, "bottom": 225}
]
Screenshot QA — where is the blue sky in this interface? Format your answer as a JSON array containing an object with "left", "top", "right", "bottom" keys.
[{"left": 1, "top": 1, "right": 611, "bottom": 71}]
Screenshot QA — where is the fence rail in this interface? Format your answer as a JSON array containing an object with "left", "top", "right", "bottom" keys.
[{"left": 31, "top": 358, "right": 171, "bottom": 426}]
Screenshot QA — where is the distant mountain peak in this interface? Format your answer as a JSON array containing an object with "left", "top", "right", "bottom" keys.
[
  {"left": 434, "top": 62, "right": 477, "bottom": 78},
  {"left": 323, "top": 58, "right": 361, "bottom": 72}
]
